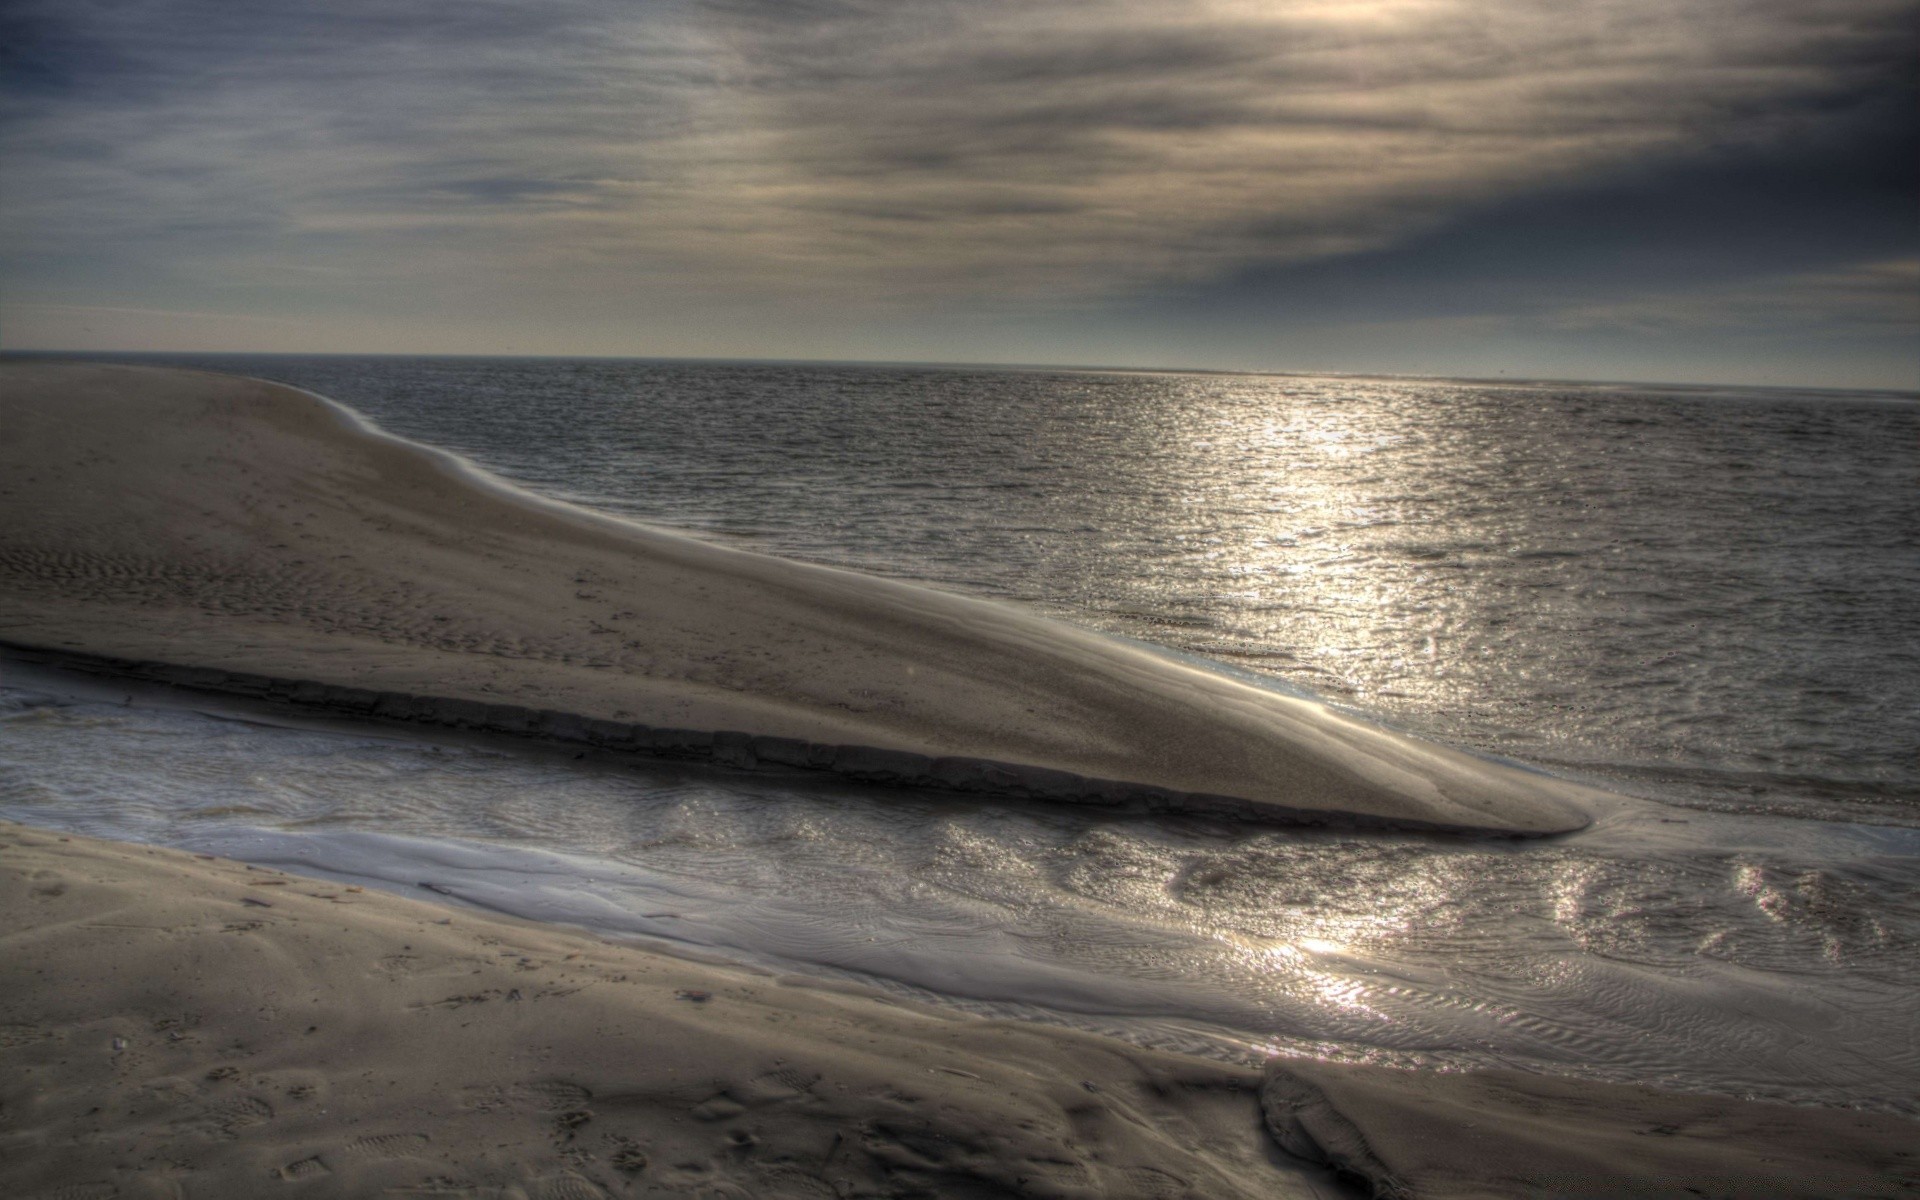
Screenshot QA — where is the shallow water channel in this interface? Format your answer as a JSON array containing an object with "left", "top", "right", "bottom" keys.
[{"left": 5, "top": 665, "right": 1915, "bottom": 1116}]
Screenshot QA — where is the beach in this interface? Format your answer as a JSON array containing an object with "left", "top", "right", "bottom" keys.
[
  {"left": 4, "top": 361, "right": 1918, "bottom": 1198},
  {"left": 0, "top": 821, "right": 1297, "bottom": 1198},
  {"left": 0, "top": 362, "right": 1594, "bottom": 836},
  {"left": 5, "top": 823, "right": 1915, "bottom": 1198}
]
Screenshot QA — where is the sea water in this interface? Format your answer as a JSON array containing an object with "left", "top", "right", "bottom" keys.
[{"left": 3, "top": 355, "right": 1916, "bottom": 1111}]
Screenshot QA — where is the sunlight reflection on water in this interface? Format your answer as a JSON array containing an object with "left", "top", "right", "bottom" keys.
[
  {"left": 101, "top": 354, "right": 1920, "bottom": 824},
  {"left": 5, "top": 683, "right": 1916, "bottom": 1112},
  {"left": 18, "top": 356, "right": 1919, "bottom": 1115}
]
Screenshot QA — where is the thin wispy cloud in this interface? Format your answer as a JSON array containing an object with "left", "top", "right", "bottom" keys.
[
  {"left": 1543, "top": 258, "right": 1920, "bottom": 335},
  {"left": 693, "top": 0, "right": 1916, "bottom": 296},
  {"left": 2, "top": 0, "right": 1914, "bottom": 383}
]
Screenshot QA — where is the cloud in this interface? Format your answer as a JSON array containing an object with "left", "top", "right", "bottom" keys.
[
  {"left": 1144, "top": 81, "right": 1918, "bottom": 328},
  {"left": 0, "top": 0, "right": 717, "bottom": 295},
  {"left": 1, "top": 0, "right": 1914, "bottom": 351},
  {"left": 684, "top": 0, "right": 1918, "bottom": 297},
  {"left": 1541, "top": 258, "right": 1920, "bottom": 335}
]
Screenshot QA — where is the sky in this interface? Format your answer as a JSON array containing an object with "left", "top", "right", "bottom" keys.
[{"left": 2, "top": 0, "right": 1915, "bottom": 389}]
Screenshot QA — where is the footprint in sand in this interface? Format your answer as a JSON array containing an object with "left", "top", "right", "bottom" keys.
[
  {"left": 277, "top": 1156, "right": 330, "bottom": 1181},
  {"left": 745, "top": 1066, "right": 819, "bottom": 1100},
  {"left": 463, "top": 1080, "right": 592, "bottom": 1113},
  {"left": 342, "top": 1132, "right": 432, "bottom": 1159},
  {"left": 532, "top": 1171, "right": 607, "bottom": 1200},
  {"left": 199, "top": 1094, "right": 273, "bottom": 1137},
  {"left": 276, "top": 1131, "right": 433, "bottom": 1181}
]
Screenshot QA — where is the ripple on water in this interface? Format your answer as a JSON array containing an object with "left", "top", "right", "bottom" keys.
[
  {"left": 4, "top": 683, "right": 1917, "bottom": 1113},
  {"left": 96, "top": 354, "right": 1920, "bottom": 823}
]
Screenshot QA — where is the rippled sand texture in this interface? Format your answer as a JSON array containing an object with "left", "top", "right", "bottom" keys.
[
  {"left": 1261, "top": 1058, "right": 1918, "bottom": 1198},
  {"left": 5, "top": 679, "right": 1917, "bottom": 1109},
  {"left": 0, "top": 363, "right": 1594, "bottom": 833},
  {"left": 0, "top": 824, "right": 1301, "bottom": 1199},
  {"left": 8, "top": 825, "right": 1914, "bottom": 1199}
]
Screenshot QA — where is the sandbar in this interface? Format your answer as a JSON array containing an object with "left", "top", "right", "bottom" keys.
[{"left": 0, "top": 362, "right": 1595, "bottom": 834}]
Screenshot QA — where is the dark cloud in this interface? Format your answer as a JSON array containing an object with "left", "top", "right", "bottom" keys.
[
  {"left": 1161, "top": 82, "right": 1919, "bottom": 323},
  {"left": 2, "top": 0, "right": 1913, "bottom": 383},
  {"left": 677, "top": 0, "right": 1920, "bottom": 296}
]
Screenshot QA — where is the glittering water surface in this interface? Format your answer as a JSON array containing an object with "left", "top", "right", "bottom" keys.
[
  {"left": 113, "top": 354, "right": 1920, "bottom": 820},
  {"left": 5, "top": 355, "right": 1918, "bottom": 1111},
  {"left": 4, "top": 682, "right": 1917, "bottom": 1112}
]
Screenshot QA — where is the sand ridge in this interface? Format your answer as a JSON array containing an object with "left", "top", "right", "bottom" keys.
[{"left": 0, "top": 362, "right": 1596, "bottom": 834}]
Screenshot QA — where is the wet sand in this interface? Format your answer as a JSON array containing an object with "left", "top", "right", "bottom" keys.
[
  {"left": 1264, "top": 1058, "right": 1917, "bottom": 1198},
  {"left": 5, "top": 825, "right": 1914, "bottom": 1199},
  {"left": 0, "top": 361, "right": 1594, "bottom": 835},
  {"left": 0, "top": 823, "right": 1303, "bottom": 1198}
]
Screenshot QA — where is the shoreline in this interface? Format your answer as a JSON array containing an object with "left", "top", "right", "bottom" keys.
[
  {"left": 5, "top": 823, "right": 1913, "bottom": 1198},
  {"left": 0, "top": 361, "right": 1597, "bottom": 835},
  {"left": 0, "top": 639, "right": 1526, "bottom": 836},
  {"left": 4, "top": 361, "right": 1916, "bottom": 1195},
  {"left": 0, "top": 822, "right": 1308, "bottom": 1199}
]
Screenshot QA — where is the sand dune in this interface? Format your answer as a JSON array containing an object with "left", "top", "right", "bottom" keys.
[{"left": 0, "top": 362, "right": 1594, "bottom": 834}]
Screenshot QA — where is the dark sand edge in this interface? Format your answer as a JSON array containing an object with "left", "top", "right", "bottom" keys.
[
  {"left": 1262, "top": 1058, "right": 1918, "bottom": 1199},
  {"left": 3, "top": 640, "right": 1503, "bottom": 836}
]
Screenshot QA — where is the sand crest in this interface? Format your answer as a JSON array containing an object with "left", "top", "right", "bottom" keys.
[{"left": 0, "top": 362, "right": 1593, "bottom": 834}]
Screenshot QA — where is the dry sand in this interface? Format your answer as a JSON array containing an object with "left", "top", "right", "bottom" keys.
[
  {"left": 0, "top": 361, "right": 1595, "bottom": 835},
  {"left": 0, "top": 823, "right": 1304, "bottom": 1199},
  {"left": 6, "top": 825, "right": 1914, "bottom": 1199}
]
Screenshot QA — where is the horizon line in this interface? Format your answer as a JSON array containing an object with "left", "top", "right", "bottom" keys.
[{"left": 3, "top": 347, "right": 1914, "bottom": 401}]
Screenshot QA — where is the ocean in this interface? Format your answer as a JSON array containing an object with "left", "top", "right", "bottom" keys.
[{"left": 4, "top": 354, "right": 1917, "bottom": 1111}]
